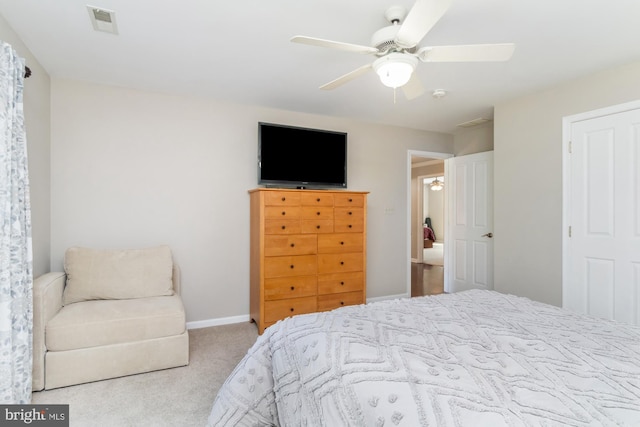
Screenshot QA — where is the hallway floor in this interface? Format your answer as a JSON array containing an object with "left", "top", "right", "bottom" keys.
[{"left": 411, "top": 262, "right": 444, "bottom": 297}]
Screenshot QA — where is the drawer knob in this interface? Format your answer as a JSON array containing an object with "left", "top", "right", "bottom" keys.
[
  {"left": 316, "top": 225, "right": 321, "bottom": 229},
  {"left": 348, "top": 211, "right": 353, "bottom": 215},
  {"left": 340, "top": 301, "right": 345, "bottom": 305},
  {"left": 316, "top": 198, "right": 320, "bottom": 202},
  {"left": 340, "top": 281, "right": 344, "bottom": 285},
  {"left": 281, "top": 225, "right": 286, "bottom": 230},
  {"left": 290, "top": 308, "right": 294, "bottom": 312},
  {"left": 290, "top": 243, "right": 295, "bottom": 247},
  {"left": 340, "top": 261, "right": 344, "bottom": 265},
  {"left": 349, "top": 198, "right": 353, "bottom": 202},
  {"left": 340, "top": 241, "right": 344, "bottom": 245},
  {"left": 290, "top": 265, "right": 294, "bottom": 269},
  {"left": 282, "top": 197, "right": 286, "bottom": 201},
  {"left": 281, "top": 211, "right": 286, "bottom": 216},
  {"left": 348, "top": 224, "right": 353, "bottom": 228},
  {"left": 290, "top": 286, "right": 295, "bottom": 291}
]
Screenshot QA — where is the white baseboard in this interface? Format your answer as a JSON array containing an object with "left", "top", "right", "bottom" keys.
[
  {"left": 187, "top": 314, "right": 251, "bottom": 330},
  {"left": 188, "top": 294, "right": 410, "bottom": 329},
  {"left": 367, "top": 293, "right": 409, "bottom": 303}
]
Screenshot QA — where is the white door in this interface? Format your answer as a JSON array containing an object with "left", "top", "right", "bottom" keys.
[
  {"left": 565, "top": 108, "right": 640, "bottom": 325},
  {"left": 445, "top": 151, "right": 494, "bottom": 293}
]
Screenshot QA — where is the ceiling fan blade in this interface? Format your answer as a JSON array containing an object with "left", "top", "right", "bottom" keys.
[
  {"left": 402, "top": 73, "right": 425, "bottom": 100},
  {"left": 320, "top": 64, "right": 373, "bottom": 90},
  {"left": 291, "top": 36, "right": 379, "bottom": 54},
  {"left": 419, "top": 43, "right": 516, "bottom": 62},
  {"left": 395, "top": 0, "right": 453, "bottom": 49}
]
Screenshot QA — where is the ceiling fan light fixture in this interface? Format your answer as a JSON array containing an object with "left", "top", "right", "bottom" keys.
[
  {"left": 430, "top": 177, "right": 444, "bottom": 191},
  {"left": 373, "top": 53, "right": 418, "bottom": 88}
]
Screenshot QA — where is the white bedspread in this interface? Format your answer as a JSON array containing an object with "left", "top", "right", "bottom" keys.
[{"left": 207, "top": 290, "right": 640, "bottom": 426}]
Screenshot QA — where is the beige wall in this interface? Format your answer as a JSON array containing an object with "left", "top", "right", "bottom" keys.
[
  {"left": 0, "top": 16, "right": 51, "bottom": 277},
  {"left": 453, "top": 121, "right": 494, "bottom": 155},
  {"left": 50, "top": 79, "right": 453, "bottom": 323},
  {"left": 494, "top": 59, "right": 640, "bottom": 306}
]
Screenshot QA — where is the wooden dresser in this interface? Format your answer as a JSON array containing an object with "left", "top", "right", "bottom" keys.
[{"left": 249, "top": 188, "right": 368, "bottom": 333}]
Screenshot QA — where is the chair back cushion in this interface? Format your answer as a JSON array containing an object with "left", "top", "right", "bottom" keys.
[{"left": 63, "top": 245, "right": 174, "bottom": 305}]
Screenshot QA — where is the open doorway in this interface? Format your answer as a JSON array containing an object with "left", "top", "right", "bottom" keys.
[
  {"left": 412, "top": 169, "right": 445, "bottom": 297},
  {"left": 408, "top": 151, "right": 452, "bottom": 297},
  {"left": 422, "top": 175, "right": 444, "bottom": 266}
]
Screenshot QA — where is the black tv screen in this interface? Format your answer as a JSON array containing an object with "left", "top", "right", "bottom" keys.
[{"left": 258, "top": 122, "right": 347, "bottom": 188}]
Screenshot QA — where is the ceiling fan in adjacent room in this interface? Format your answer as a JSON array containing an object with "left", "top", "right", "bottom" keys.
[{"left": 291, "top": 0, "right": 515, "bottom": 100}]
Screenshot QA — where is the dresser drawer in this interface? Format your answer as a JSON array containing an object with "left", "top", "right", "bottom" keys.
[
  {"left": 264, "top": 191, "right": 301, "bottom": 206},
  {"left": 318, "top": 272, "right": 364, "bottom": 295},
  {"left": 264, "top": 235, "right": 317, "bottom": 256},
  {"left": 318, "top": 233, "right": 363, "bottom": 254},
  {"left": 264, "top": 255, "right": 317, "bottom": 278},
  {"left": 318, "top": 291, "right": 363, "bottom": 311},
  {"left": 301, "top": 206, "right": 334, "bottom": 220},
  {"left": 264, "top": 276, "right": 317, "bottom": 301},
  {"left": 301, "top": 220, "right": 334, "bottom": 234},
  {"left": 334, "top": 193, "right": 365, "bottom": 207},
  {"left": 334, "top": 207, "right": 364, "bottom": 221},
  {"left": 265, "top": 206, "right": 301, "bottom": 219},
  {"left": 264, "top": 296, "right": 317, "bottom": 323},
  {"left": 334, "top": 207, "right": 364, "bottom": 232},
  {"left": 334, "top": 219, "right": 364, "bottom": 233},
  {"left": 301, "top": 192, "right": 334, "bottom": 206},
  {"left": 264, "top": 219, "right": 301, "bottom": 235},
  {"left": 317, "top": 253, "right": 363, "bottom": 274}
]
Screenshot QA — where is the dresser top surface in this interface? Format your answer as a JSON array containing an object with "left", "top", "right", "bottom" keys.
[{"left": 249, "top": 188, "right": 369, "bottom": 195}]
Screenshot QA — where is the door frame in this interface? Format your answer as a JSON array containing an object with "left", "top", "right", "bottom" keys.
[
  {"left": 407, "top": 150, "right": 453, "bottom": 297},
  {"left": 561, "top": 98, "right": 640, "bottom": 309}
]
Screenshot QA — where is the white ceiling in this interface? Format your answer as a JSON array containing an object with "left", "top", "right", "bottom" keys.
[{"left": 1, "top": 0, "right": 639, "bottom": 133}]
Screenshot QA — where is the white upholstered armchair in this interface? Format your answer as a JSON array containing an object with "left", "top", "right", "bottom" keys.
[{"left": 32, "top": 245, "right": 189, "bottom": 390}]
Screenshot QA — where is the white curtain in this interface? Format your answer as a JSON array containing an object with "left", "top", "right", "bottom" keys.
[{"left": 0, "top": 41, "right": 33, "bottom": 404}]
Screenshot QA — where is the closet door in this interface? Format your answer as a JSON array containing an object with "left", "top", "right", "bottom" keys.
[{"left": 566, "top": 108, "right": 640, "bottom": 325}]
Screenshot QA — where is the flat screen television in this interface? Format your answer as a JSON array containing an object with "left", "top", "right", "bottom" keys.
[{"left": 258, "top": 122, "right": 347, "bottom": 189}]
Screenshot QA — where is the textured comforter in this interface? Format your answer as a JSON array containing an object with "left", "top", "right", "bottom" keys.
[{"left": 207, "top": 290, "right": 640, "bottom": 426}]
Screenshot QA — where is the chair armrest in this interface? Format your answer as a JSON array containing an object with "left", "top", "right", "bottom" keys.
[
  {"left": 172, "top": 263, "right": 181, "bottom": 295},
  {"left": 32, "top": 272, "right": 65, "bottom": 391}
]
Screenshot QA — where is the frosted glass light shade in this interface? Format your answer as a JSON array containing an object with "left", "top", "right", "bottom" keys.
[{"left": 373, "top": 53, "right": 418, "bottom": 88}]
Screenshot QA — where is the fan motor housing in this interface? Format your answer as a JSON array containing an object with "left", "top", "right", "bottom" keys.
[{"left": 371, "top": 25, "right": 417, "bottom": 54}]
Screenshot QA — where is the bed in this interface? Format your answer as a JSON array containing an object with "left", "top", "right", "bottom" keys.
[
  {"left": 207, "top": 290, "right": 640, "bottom": 426},
  {"left": 424, "top": 218, "right": 436, "bottom": 249}
]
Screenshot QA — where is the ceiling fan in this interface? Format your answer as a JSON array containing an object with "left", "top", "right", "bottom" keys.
[{"left": 291, "top": 0, "right": 515, "bottom": 100}]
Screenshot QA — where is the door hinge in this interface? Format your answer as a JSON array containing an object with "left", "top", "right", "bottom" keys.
[
  {"left": 568, "top": 141, "right": 572, "bottom": 154},
  {"left": 568, "top": 226, "right": 572, "bottom": 237}
]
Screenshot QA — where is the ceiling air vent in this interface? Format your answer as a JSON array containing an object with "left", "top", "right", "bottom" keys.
[
  {"left": 87, "top": 5, "right": 118, "bottom": 34},
  {"left": 456, "top": 118, "right": 491, "bottom": 128}
]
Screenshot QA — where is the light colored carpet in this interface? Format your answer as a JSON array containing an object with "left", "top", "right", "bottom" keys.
[
  {"left": 31, "top": 322, "right": 258, "bottom": 426},
  {"left": 423, "top": 242, "right": 444, "bottom": 266}
]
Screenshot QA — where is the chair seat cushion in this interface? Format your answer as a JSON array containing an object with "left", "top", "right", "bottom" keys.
[{"left": 46, "top": 295, "right": 186, "bottom": 352}]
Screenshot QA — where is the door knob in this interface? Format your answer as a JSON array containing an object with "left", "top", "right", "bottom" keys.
[{"left": 482, "top": 232, "right": 493, "bottom": 238}]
